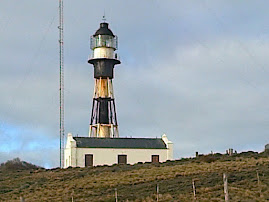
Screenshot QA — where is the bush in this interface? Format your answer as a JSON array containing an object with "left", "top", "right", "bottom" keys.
[
  {"left": 199, "top": 155, "right": 217, "bottom": 163},
  {"left": 0, "top": 158, "right": 42, "bottom": 171}
]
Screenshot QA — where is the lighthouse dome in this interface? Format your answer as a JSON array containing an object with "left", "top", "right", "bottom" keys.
[{"left": 94, "top": 22, "right": 114, "bottom": 37}]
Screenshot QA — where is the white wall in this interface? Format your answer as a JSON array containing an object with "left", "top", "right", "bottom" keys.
[
  {"left": 162, "top": 134, "right": 173, "bottom": 160},
  {"left": 64, "top": 133, "right": 76, "bottom": 168},
  {"left": 93, "top": 47, "right": 114, "bottom": 59},
  {"left": 74, "top": 148, "right": 168, "bottom": 167},
  {"left": 64, "top": 133, "right": 174, "bottom": 168}
]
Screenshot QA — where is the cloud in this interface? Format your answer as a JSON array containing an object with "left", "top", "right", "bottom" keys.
[
  {"left": 0, "top": 1, "right": 269, "bottom": 167},
  {"left": 115, "top": 39, "right": 269, "bottom": 156}
]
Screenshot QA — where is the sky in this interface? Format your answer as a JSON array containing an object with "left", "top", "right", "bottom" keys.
[{"left": 0, "top": 0, "right": 269, "bottom": 168}]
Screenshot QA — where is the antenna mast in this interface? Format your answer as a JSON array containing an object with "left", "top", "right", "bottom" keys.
[{"left": 58, "top": 0, "right": 64, "bottom": 168}]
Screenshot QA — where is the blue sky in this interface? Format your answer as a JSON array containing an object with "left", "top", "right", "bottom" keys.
[{"left": 1, "top": 0, "right": 269, "bottom": 168}]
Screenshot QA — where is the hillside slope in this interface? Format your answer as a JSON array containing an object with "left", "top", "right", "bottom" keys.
[{"left": 0, "top": 153, "right": 268, "bottom": 201}]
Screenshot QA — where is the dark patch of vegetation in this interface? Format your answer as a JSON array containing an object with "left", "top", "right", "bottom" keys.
[{"left": 0, "top": 158, "right": 43, "bottom": 171}]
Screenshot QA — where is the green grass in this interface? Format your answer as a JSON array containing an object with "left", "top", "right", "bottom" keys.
[{"left": 0, "top": 152, "right": 268, "bottom": 201}]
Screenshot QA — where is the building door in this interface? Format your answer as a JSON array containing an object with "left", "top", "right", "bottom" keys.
[
  {"left": 85, "top": 154, "right": 93, "bottom": 167},
  {"left": 118, "top": 155, "right": 127, "bottom": 164},
  {"left": 152, "top": 155, "right": 159, "bottom": 163}
]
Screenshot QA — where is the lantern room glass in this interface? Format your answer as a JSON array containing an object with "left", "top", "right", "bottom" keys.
[{"left": 90, "top": 35, "right": 118, "bottom": 50}]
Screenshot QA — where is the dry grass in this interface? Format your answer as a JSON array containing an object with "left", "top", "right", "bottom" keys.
[{"left": 0, "top": 153, "right": 268, "bottom": 201}]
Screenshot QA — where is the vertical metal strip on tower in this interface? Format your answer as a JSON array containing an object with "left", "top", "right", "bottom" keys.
[{"left": 58, "top": 0, "right": 64, "bottom": 168}]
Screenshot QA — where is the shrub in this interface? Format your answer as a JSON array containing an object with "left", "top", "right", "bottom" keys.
[
  {"left": 0, "top": 158, "right": 42, "bottom": 171},
  {"left": 200, "top": 155, "right": 217, "bottom": 163}
]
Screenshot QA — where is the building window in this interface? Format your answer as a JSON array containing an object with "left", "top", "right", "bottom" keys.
[
  {"left": 118, "top": 155, "right": 127, "bottom": 164},
  {"left": 85, "top": 154, "right": 93, "bottom": 167},
  {"left": 151, "top": 155, "right": 159, "bottom": 163}
]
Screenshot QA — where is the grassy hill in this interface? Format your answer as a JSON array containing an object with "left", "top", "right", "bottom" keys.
[{"left": 0, "top": 152, "right": 268, "bottom": 201}]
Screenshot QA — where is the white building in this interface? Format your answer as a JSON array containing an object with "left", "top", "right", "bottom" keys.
[{"left": 64, "top": 133, "right": 173, "bottom": 168}]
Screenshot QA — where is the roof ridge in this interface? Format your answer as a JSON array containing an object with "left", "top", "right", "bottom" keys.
[{"left": 73, "top": 137, "right": 162, "bottom": 140}]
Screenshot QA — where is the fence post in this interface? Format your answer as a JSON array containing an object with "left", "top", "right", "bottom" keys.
[
  {"left": 256, "top": 170, "right": 262, "bottom": 198},
  {"left": 192, "top": 179, "right": 196, "bottom": 201},
  {"left": 156, "top": 184, "right": 159, "bottom": 202},
  {"left": 20, "top": 196, "right": 25, "bottom": 202},
  {"left": 223, "top": 173, "right": 229, "bottom": 202},
  {"left": 115, "top": 188, "right": 118, "bottom": 202},
  {"left": 71, "top": 190, "right": 74, "bottom": 202}
]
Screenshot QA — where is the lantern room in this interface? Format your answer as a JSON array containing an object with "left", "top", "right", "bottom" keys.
[{"left": 90, "top": 22, "right": 118, "bottom": 59}]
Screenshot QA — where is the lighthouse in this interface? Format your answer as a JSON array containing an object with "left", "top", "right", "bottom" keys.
[
  {"left": 64, "top": 20, "right": 173, "bottom": 168},
  {"left": 88, "top": 22, "right": 120, "bottom": 138}
]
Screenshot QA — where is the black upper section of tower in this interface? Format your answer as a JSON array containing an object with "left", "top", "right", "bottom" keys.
[
  {"left": 89, "top": 59, "right": 119, "bottom": 79},
  {"left": 94, "top": 22, "right": 114, "bottom": 37},
  {"left": 88, "top": 22, "right": 120, "bottom": 79}
]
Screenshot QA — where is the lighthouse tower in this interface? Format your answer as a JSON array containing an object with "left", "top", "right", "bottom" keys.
[
  {"left": 88, "top": 22, "right": 120, "bottom": 138},
  {"left": 64, "top": 20, "right": 174, "bottom": 168}
]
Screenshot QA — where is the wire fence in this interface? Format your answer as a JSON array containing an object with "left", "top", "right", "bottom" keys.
[{"left": 17, "top": 170, "right": 267, "bottom": 202}]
